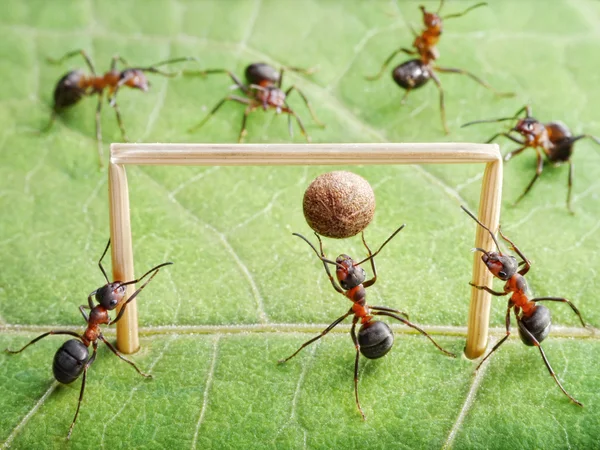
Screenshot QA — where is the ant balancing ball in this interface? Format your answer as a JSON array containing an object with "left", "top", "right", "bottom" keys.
[{"left": 303, "top": 171, "right": 375, "bottom": 239}]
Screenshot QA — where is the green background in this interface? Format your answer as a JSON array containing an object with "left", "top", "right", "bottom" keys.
[{"left": 1, "top": 0, "right": 599, "bottom": 448}]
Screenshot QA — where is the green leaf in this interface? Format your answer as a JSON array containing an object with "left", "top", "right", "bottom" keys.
[{"left": 1, "top": 0, "right": 600, "bottom": 448}]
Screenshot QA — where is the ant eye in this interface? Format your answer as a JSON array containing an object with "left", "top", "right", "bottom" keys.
[
  {"left": 110, "top": 299, "right": 118, "bottom": 306},
  {"left": 499, "top": 271, "right": 507, "bottom": 278}
]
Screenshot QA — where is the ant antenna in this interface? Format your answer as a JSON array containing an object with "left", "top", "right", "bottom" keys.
[
  {"left": 443, "top": 2, "right": 487, "bottom": 20},
  {"left": 120, "top": 262, "right": 174, "bottom": 287},
  {"left": 355, "top": 224, "right": 405, "bottom": 266},
  {"left": 98, "top": 239, "right": 111, "bottom": 283},
  {"left": 292, "top": 233, "right": 344, "bottom": 269},
  {"left": 461, "top": 206, "right": 501, "bottom": 252},
  {"left": 462, "top": 105, "right": 531, "bottom": 128}
]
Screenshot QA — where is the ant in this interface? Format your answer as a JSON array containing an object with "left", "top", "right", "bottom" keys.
[
  {"left": 365, "top": 0, "right": 513, "bottom": 133},
  {"left": 186, "top": 62, "right": 324, "bottom": 142},
  {"left": 5, "top": 240, "right": 172, "bottom": 439},
  {"left": 462, "top": 105, "right": 600, "bottom": 213},
  {"left": 278, "top": 227, "right": 455, "bottom": 419},
  {"left": 42, "top": 49, "right": 192, "bottom": 166},
  {"left": 462, "top": 206, "right": 586, "bottom": 406}
]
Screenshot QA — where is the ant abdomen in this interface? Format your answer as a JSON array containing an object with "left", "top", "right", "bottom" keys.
[
  {"left": 245, "top": 63, "right": 279, "bottom": 85},
  {"left": 54, "top": 70, "right": 87, "bottom": 110},
  {"left": 518, "top": 305, "right": 552, "bottom": 346},
  {"left": 392, "top": 59, "right": 430, "bottom": 91},
  {"left": 52, "top": 339, "right": 89, "bottom": 384},
  {"left": 358, "top": 321, "right": 394, "bottom": 359}
]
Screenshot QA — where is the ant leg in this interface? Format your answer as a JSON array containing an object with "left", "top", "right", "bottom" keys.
[
  {"left": 313, "top": 233, "right": 344, "bottom": 294},
  {"left": 87, "top": 292, "right": 96, "bottom": 309},
  {"left": 517, "top": 319, "right": 583, "bottom": 406},
  {"left": 67, "top": 342, "right": 98, "bottom": 440},
  {"left": 94, "top": 93, "right": 104, "bottom": 167},
  {"left": 109, "top": 97, "right": 130, "bottom": 142},
  {"left": 514, "top": 147, "right": 544, "bottom": 206},
  {"left": 110, "top": 55, "right": 129, "bottom": 71},
  {"left": 293, "top": 233, "right": 344, "bottom": 294},
  {"left": 183, "top": 68, "right": 248, "bottom": 94},
  {"left": 567, "top": 160, "right": 574, "bottom": 214},
  {"left": 369, "top": 306, "right": 409, "bottom": 320},
  {"left": 350, "top": 317, "right": 366, "bottom": 420},
  {"left": 373, "top": 311, "right": 455, "bottom": 357},
  {"left": 475, "top": 302, "right": 512, "bottom": 370},
  {"left": 400, "top": 89, "right": 411, "bottom": 105},
  {"left": 497, "top": 227, "right": 531, "bottom": 275},
  {"left": 98, "top": 239, "right": 111, "bottom": 282},
  {"left": 278, "top": 309, "right": 353, "bottom": 363},
  {"left": 503, "top": 145, "right": 528, "bottom": 163},
  {"left": 47, "top": 49, "right": 96, "bottom": 75},
  {"left": 100, "top": 335, "right": 152, "bottom": 378},
  {"left": 430, "top": 70, "right": 449, "bottom": 134},
  {"left": 361, "top": 232, "right": 378, "bottom": 287},
  {"left": 355, "top": 224, "right": 405, "bottom": 269},
  {"left": 109, "top": 267, "right": 167, "bottom": 325},
  {"left": 188, "top": 95, "right": 251, "bottom": 133},
  {"left": 283, "top": 107, "right": 311, "bottom": 142},
  {"left": 238, "top": 105, "right": 256, "bottom": 143},
  {"left": 434, "top": 66, "right": 514, "bottom": 97},
  {"left": 284, "top": 85, "right": 325, "bottom": 127},
  {"left": 40, "top": 110, "right": 58, "bottom": 134},
  {"left": 6, "top": 331, "right": 83, "bottom": 354},
  {"left": 365, "top": 48, "right": 416, "bottom": 81},
  {"left": 469, "top": 282, "right": 507, "bottom": 296},
  {"left": 79, "top": 305, "right": 90, "bottom": 322},
  {"left": 531, "top": 297, "right": 585, "bottom": 327}
]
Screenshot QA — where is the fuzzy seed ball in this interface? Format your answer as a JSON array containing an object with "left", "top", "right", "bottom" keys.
[{"left": 303, "top": 171, "right": 375, "bottom": 239}]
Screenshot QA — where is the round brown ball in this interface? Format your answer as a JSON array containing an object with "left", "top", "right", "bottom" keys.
[{"left": 303, "top": 171, "right": 375, "bottom": 239}]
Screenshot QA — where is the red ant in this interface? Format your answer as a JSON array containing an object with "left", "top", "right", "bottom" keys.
[
  {"left": 5, "top": 240, "right": 172, "bottom": 439},
  {"left": 365, "top": 0, "right": 513, "bottom": 133},
  {"left": 462, "top": 105, "right": 600, "bottom": 213},
  {"left": 462, "top": 206, "right": 586, "bottom": 406},
  {"left": 186, "top": 62, "right": 324, "bottom": 142},
  {"left": 42, "top": 49, "right": 192, "bottom": 166},
  {"left": 278, "top": 227, "right": 455, "bottom": 419}
]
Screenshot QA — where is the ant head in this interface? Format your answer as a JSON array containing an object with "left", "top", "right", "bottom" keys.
[
  {"left": 95, "top": 282, "right": 127, "bottom": 310},
  {"left": 121, "top": 69, "right": 150, "bottom": 91},
  {"left": 475, "top": 249, "right": 518, "bottom": 280},
  {"left": 335, "top": 254, "right": 366, "bottom": 290},
  {"left": 514, "top": 117, "right": 543, "bottom": 139},
  {"left": 420, "top": 6, "right": 442, "bottom": 29}
]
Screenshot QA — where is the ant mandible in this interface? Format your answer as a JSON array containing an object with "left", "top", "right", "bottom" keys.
[
  {"left": 462, "top": 105, "right": 600, "bottom": 213},
  {"left": 42, "top": 49, "right": 192, "bottom": 166},
  {"left": 365, "top": 0, "right": 513, "bottom": 133},
  {"left": 186, "top": 62, "right": 325, "bottom": 142},
  {"left": 278, "top": 227, "right": 455, "bottom": 419},
  {"left": 462, "top": 206, "right": 586, "bottom": 406},
  {"left": 5, "top": 240, "right": 173, "bottom": 439}
]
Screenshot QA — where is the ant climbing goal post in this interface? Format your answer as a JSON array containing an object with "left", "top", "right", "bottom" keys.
[{"left": 108, "top": 143, "right": 502, "bottom": 358}]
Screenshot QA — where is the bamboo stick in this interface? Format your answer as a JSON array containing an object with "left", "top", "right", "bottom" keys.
[{"left": 108, "top": 143, "right": 502, "bottom": 356}]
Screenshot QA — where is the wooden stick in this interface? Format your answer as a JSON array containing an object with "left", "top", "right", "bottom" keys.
[
  {"left": 110, "top": 143, "right": 499, "bottom": 165},
  {"left": 108, "top": 162, "right": 139, "bottom": 354},
  {"left": 108, "top": 143, "right": 502, "bottom": 356},
  {"left": 464, "top": 160, "right": 503, "bottom": 359}
]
